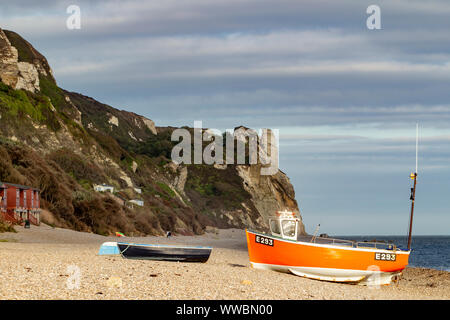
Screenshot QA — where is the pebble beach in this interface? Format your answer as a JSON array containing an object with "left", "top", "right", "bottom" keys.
[{"left": 0, "top": 224, "right": 449, "bottom": 300}]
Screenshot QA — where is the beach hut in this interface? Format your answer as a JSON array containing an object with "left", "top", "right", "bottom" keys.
[
  {"left": 0, "top": 182, "right": 41, "bottom": 225},
  {"left": 26, "top": 188, "right": 41, "bottom": 225},
  {"left": 0, "top": 182, "right": 7, "bottom": 215},
  {"left": 4, "top": 183, "right": 28, "bottom": 223}
]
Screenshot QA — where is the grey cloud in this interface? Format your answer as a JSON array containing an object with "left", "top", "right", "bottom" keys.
[{"left": 2, "top": 0, "right": 450, "bottom": 234}]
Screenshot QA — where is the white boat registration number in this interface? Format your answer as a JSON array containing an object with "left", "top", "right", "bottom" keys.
[
  {"left": 374, "top": 252, "right": 396, "bottom": 261},
  {"left": 255, "top": 235, "right": 274, "bottom": 246}
]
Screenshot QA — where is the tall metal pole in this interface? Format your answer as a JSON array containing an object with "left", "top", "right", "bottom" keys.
[
  {"left": 407, "top": 124, "right": 419, "bottom": 251},
  {"left": 407, "top": 173, "right": 417, "bottom": 251}
]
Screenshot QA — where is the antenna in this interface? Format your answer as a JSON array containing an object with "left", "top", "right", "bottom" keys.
[{"left": 416, "top": 122, "right": 419, "bottom": 174}]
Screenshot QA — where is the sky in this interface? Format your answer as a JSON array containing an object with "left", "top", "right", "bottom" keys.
[{"left": 1, "top": 0, "right": 449, "bottom": 235}]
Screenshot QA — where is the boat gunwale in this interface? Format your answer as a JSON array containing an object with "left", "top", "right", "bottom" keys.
[
  {"left": 246, "top": 229, "right": 410, "bottom": 254},
  {"left": 117, "top": 242, "right": 212, "bottom": 250}
]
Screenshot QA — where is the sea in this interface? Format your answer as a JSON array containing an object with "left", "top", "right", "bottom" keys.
[{"left": 338, "top": 235, "right": 450, "bottom": 271}]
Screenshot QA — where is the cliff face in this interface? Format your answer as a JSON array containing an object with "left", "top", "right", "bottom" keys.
[
  {"left": 236, "top": 165, "right": 305, "bottom": 234},
  {"left": 0, "top": 28, "right": 305, "bottom": 236},
  {"left": 0, "top": 29, "right": 53, "bottom": 93}
]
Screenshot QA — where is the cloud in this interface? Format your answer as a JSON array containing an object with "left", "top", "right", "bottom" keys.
[
  {"left": 2, "top": 0, "right": 450, "bottom": 234},
  {"left": 16, "top": 25, "right": 445, "bottom": 130}
]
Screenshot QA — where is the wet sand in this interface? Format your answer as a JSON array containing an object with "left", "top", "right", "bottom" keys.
[{"left": 0, "top": 224, "right": 449, "bottom": 300}]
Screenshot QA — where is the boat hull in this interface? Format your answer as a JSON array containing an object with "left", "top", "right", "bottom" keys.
[
  {"left": 246, "top": 230, "right": 410, "bottom": 285},
  {"left": 117, "top": 243, "right": 212, "bottom": 263}
]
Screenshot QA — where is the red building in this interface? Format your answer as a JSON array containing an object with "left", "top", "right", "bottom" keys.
[
  {"left": 0, "top": 182, "right": 41, "bottom": 225},
  {"left": 0, "top": 183, "right": 7, "bottom": 219}
]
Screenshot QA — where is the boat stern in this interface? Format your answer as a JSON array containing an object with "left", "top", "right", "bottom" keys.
[{"left": 98, "top": 242, "right": 120, "bottom": 255}]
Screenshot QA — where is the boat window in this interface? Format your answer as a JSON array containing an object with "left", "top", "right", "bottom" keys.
[
  {"left": 281, "top": 220, "right": 297, "bottom": 238},
  {"left": 269, "top": 219, "right": 281, "bottom": 235}
]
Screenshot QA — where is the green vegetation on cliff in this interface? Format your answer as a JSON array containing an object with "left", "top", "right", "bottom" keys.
[
  {"left": 0, "top": 28, "right": 300, "bottom": 236},
  {"left": 0, "top": 82, "right": 60, "bottom": 131}
]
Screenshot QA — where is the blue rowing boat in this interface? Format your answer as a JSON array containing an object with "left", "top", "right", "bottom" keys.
[{"left": 98, "top": 242, "right": 212, "bottom": 263}]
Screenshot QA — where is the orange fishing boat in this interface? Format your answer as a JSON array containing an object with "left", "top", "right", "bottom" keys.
[
  {"left": 246, "top": 211, "right": 410, "bottom": 285},
  {"left": 246, "top": 126, "right": 420, "bottom": 286}
]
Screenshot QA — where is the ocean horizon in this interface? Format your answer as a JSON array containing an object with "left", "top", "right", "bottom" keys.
[{"left": 336, "top": 235, "right": 450, "bottom": 272}]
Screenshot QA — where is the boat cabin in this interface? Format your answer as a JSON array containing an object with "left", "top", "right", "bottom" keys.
[
  {"left": 269, "top": 210, "right": 301, "bottom": 241},
  {"left": 268, "top": 210, "right": 401, "bottom": 251}
]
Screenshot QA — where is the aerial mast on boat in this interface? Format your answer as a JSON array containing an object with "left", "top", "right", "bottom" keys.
[{"left": 407, "top": 123, "right": 419, "bottom": 251}]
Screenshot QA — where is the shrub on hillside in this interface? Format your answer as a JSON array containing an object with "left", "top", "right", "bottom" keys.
[{"left": 47, "top": 148, "right": 107, "bottom": 185}]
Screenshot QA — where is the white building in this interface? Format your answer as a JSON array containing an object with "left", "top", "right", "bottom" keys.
[
  {"left": 93, "top": 183, "right": 115, "bottom": 193},
  {"left": 128, "top": 199, "right": 144, "bottom": 207},
  {"left": 133, "top": 187, "right": 142, "bottom": 194}
]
